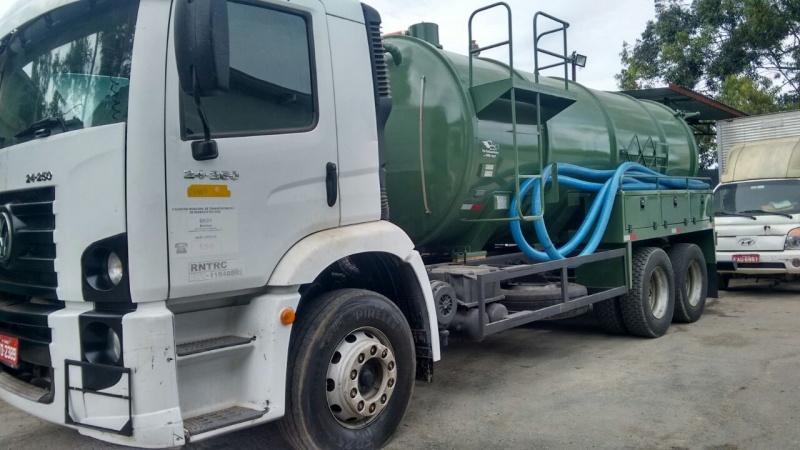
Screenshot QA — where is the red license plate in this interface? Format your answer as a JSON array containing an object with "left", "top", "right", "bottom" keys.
[
  {"left": 0, "top": 334, "right": 19, "bottom": 366},
  {"left": 733, "top": 254, "right": 760, "bottom": 263}
]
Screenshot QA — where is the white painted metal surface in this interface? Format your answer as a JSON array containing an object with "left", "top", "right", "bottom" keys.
[
  {"left": 125, "top": 0, "right": 172, "bottom": 303},
  {"left": 1, "top": 124, "right": 127, "bottom": 301},
  {"left": 327, "top": 15, "right": 382, "bottom": 226},
  {"left": 164, "top": 0, "right": 341, "bottom": 299}
]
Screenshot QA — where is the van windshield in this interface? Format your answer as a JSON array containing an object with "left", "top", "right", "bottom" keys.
[
  {"left": 0, "top": 0, "right": 139, "bottom": 149},
  {"left": 714, "top": 180, "right": 800, "bottom": 216}
]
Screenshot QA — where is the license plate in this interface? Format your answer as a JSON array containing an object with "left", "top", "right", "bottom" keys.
[
  {"left": 0, "top": 334, "right": 19, "bottom": 366},
  {"left": 733, "top": 254, "right": 760, "bottom": 263}
]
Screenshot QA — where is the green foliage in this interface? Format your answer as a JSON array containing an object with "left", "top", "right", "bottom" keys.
[
  {"left": 620, "top": 0, "right": 799, "bottom": 99},
  {"left": 618, "top": 0, "right": 800, "bottom": 167},
  {"left": 718, "top": 75, "right": 789, "bottom": 114}
]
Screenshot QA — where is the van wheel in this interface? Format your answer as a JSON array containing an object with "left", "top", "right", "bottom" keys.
[
  {"left": 619, "top": 247, "right": 675, "bottom": 338},
  {"left": 668, "top": 244, "right": 707, "bottom": 323},
  {"left": 718, "top": 274, "right": 730, "bottom": 291},
  {"left": 278, "top": 289, "right": 415, "bottom": 450}
]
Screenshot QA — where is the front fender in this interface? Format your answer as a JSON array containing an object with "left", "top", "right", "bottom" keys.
[{"left": 268, "top": 221, "right": 440, "bottom": 361}]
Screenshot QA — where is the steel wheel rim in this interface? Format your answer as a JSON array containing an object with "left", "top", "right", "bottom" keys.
[
  {"left": 439, "top": 293, "right": 454, "bottom": 317},
  {"left": 326, "top": 327, "right": 396, "bottom": 429},
  {"left": 648, "top": 266, "right": 669, "bottom": 319},
  {"left": 686, "top": 260, "right": 703, "bottom": 306}
]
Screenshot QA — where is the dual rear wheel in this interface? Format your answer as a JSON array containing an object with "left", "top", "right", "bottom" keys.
[{"left": 595, "top": 244, "right": 707, "bottom": 338}]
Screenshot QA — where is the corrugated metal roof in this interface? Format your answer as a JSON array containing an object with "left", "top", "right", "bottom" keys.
[{"left": 619, "top": 83, "right": 747, "bottom": 123}]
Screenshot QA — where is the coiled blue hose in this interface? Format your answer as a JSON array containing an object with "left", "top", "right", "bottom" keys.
[{"left": 509, "top": 162, "right": 709, "bottom": 262}]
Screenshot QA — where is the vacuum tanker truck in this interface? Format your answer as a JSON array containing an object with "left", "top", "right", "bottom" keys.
[{"left": 0, "top": 0, "right": 714, "bottom": 448}]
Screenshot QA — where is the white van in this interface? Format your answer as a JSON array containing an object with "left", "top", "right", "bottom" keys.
[{"left": 713, "top": 136, "right": 800, "bottom": 288}]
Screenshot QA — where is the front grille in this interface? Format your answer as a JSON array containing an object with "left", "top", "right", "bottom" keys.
[
  {"left": 0, "top": 187, "right": 57, "bottom": 298},
  {"left": 737, "top": 262, "right": 785, "bottom": 269},
  {"left": 0, "top": 298, "right": 63, "bottom": 403}
]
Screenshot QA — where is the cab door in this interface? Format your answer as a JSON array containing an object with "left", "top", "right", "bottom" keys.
[{"left": 164, "top": 0, "right": 338, "bottom": 298}]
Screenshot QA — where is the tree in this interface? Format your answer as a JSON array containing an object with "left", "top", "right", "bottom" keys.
[
  {"left": 618, "top": 0, "right": 799, "bottom": 166},
  {"left": 620, "top": 0, "right": 798, "bottom": 95}
]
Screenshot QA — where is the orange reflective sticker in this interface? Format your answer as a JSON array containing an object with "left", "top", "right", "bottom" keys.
[{"left": 187, "top": 184, "right": 231, "bottom": 198}]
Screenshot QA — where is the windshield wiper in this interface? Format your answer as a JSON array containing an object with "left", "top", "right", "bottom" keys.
[
  {"left": 15, "top": 116, "right": 68, "bottom": 138},
  {"left": 739, "top": 209, "right": 794, "bottom": 219},
  {"left": 14, "top": 116, "right": 83, "bottom": 140},
  {"left": 714, "top": 211, "right": 757, "bottom": 220}
]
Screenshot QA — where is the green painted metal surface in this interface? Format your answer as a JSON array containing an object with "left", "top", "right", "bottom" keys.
[{"left": 383, "top": 34, "right": 701, "bottom": 254}]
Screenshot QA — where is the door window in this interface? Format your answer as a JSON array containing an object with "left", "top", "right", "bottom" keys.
[{"left": 181, "top": 1, "right": 316, "bottom": 139}]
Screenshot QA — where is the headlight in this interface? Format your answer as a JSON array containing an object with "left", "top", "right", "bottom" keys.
[
  {"left": 83, "top": 322, "right": 122, "bottom": 365},
  {"left": 107, "top": 252, "right": 124, "bottom": 286},
  {"left": 786, "top": 228, "right": 800, "bottom": 250},
  {"left": 83, "top": 247, "right": 125, "bottom": 291}
]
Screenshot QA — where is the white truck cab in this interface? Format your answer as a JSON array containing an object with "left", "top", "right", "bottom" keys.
[
  {"left": 713, "top": 137, "right": 800, "bottom": 288},
  {"left": 0, "top": 0, "right": 438, "bottom": 447}
]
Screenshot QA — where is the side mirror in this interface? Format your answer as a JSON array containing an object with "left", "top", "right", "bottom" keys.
[
  {"left": 174, "top": 0, "right": 230, "bottom": 95},
  {"left": 174, "top": 0, "right": 229, "bottom": 160}
]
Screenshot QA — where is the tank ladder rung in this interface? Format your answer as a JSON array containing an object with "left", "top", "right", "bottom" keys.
[{"left": 467, "top": 4, "right": 578, "bottom": 225}]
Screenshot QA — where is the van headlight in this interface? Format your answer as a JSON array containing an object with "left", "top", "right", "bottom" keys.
[{"left": 786, "top": 228, "right": 800, "bottom": 250}]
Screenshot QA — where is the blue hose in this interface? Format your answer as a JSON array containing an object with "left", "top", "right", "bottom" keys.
[{"left": 509, "top": 163, "right": 709, "bottom": 262}]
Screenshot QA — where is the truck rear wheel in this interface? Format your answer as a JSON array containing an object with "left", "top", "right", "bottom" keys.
[
  {"left": 593, "top": 298, "right": 628, "bottom": 335},
  {"left": 279, "top": 289, "right": 415, "bottom": 450},
  {"left": 667, "top": 244, "right": 707, "bottom": 323},
  {"left": 619, "top": 247, "right": 675, "bottom": 338}
]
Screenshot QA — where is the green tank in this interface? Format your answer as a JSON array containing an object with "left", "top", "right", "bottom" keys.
[{"left": 383, "top": 28, "right": 699, "bottom": 256}]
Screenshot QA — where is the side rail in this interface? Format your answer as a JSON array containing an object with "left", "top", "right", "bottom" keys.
[{"left": 429, "top": 249, "right": 628, "bottom": 340}]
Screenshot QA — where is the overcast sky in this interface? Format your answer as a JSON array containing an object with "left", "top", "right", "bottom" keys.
[
  {"left": 0, "top": 0, "right": 655, "bottom": 91},
  {"left": 368, "top": 0, "right": 655, "bottom": 91}
]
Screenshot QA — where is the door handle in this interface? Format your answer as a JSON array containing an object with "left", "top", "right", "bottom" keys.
[{"left": 326, "top": 162, "right": 338, "bottom": 207}]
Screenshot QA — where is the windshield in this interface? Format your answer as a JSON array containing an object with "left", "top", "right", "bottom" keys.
[
  {"left": 714, "top": 180, "right": 800, "bottom": 216},
  {"left": 0, "top": 0, "right": 139, "bottom": 149}
]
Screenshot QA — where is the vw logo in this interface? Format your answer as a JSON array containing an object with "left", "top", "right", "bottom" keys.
[
  {"left": 739, "top": 238, "right": 755, "bottom": 247},
  {"left": 0, "top": 211, "right": 12, "bottom": 265}
]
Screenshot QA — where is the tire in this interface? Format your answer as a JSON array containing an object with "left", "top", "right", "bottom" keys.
[
  {"left": 619, "top": 247, "right": 675, "bottom": 338},
  {"left": 718, "top": 274, "right": 730, "bottom": 291},
  {"left": 278, "top": 289, "right": 415, "bottom": 450},
  {"left": 592, "top": 298, "right": 628, "bottom": 335},
  {"left": 501, "top": 282, "right": 589, "bottom": 320},
  {"left": 667, "top": 244, "right": 707, "bottom": 323},
  {"left": 501, "top": 282, "right": 587, "bottom": 309}
]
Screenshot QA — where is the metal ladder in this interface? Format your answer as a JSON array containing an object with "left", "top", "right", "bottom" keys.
[{"left": 467, "top": 3, "right": 577, "bottom": 223}]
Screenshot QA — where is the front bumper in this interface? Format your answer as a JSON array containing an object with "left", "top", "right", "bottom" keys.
[
  {"left": 716, "top": 250, "right": 800, "bottom": 276},
  {"left": 0, "top": 301, "right": 184, "bottom": 448}
]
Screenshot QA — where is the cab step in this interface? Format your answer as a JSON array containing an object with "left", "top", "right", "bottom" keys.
[
  {"left": 184, "top": 406, "right": 267, "bottom": 438},
  {"left": 176, "top": 335, "right": 255, "bottom": 358}
]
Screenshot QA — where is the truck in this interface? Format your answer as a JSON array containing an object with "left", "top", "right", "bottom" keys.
[
  {"left": 714, "top": 110, "right": 800, "bottom": 288},
  {"left": 0, "top": 0, "right": 715, "bottom": 448}
]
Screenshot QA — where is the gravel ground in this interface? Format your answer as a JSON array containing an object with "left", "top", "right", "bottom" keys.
[{"left": 1, "top": 278, "right": 799, "bottom": 449}]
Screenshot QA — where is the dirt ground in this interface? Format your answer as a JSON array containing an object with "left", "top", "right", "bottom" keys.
[{"left": 1, "top": 279, "right": 799, "bottom": 449}]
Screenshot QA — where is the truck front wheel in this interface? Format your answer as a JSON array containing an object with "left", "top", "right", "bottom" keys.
[{"left": 279, "top": 289, "right": 415, "bottom": 450}]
